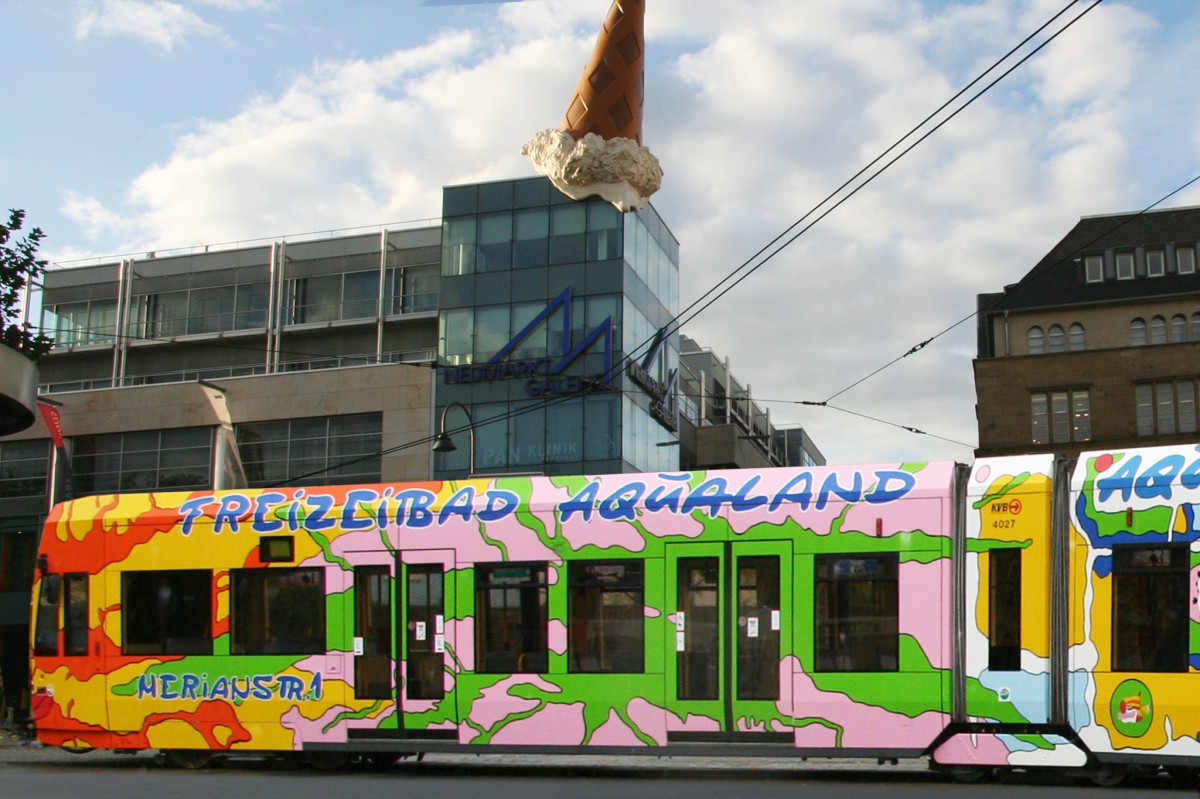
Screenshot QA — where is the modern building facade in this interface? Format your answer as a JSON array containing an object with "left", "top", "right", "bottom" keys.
[
  {"left": 0, "top": 176, "right": 821, "bottom": 723},
  {"left": 974, "top": 205, "right": 1200, "bottom": 458}
]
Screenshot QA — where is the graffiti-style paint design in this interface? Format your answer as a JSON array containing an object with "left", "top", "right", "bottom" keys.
[
  {"left": 31, "top": 463, "right": 956, "bottom": 756},
  {"left": 32, "top": 448, "right": 1200, "bottom": 770}
]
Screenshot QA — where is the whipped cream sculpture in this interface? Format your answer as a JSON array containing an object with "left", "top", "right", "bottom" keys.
[{"left": 523, "top": 0, "right": 663, "bottom": 212}]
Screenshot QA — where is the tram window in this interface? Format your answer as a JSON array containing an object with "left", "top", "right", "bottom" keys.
[
  {"left": 814, "top": 553, "right": 899, "bottom": 672},
  {"left": 232, "top": 568, "right": 325, "bottom": 655},
  {"left": 475, "top": 562, "right": 547, "bottom": 673},
  {"left": 988, "top": 549, "right": 1022, "bottom": 671},
  {"left": 123, "top": 570, "right": 212, "bottom": 655},
  {"left": 63, "top": 573, "right": 89, "bottom": 656},
  {"left": 568, "top": 560, "right": 644, "bottom": 673},
  {"left": 354, "top": 566, "right": 391, "bottom": 699},
  {"left": 1112, "top": 545, "right": 1188, "bottom": 673},
  {"left": 33, "top": 573, "right": 60, "bottom": 656},
  {"left": 407, "top": 564, "right": 445, "bottom": 699}
]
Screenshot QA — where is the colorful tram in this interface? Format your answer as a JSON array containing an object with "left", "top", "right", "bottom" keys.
[{"left": 26, "top": 444, "right": 1200, "bottom": 780}]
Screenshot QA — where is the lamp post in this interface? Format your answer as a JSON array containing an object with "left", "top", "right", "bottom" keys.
[{"left": 432, "top": 401, "right": 475, "bottom": 477}]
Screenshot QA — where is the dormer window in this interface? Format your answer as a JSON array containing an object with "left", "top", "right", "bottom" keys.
[
  {"left": 1116, "top": 252, "right": 1135, "bottom": 280},
  {"left": 1084, "top": 254, "right": 1104, "bottom": 283},
  {"left": 1178, "top": 246, "right": 1196, "bottom": 275},
  {"left": 1147, "top": 249, "right": 1165, "bottom": 277}
]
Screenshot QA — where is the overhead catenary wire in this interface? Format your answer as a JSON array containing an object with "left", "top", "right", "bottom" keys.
[{"left": 273, "top": 0, "right": 1108, "bottom": 482}]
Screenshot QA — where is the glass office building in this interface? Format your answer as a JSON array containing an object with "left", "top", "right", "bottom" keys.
[{"left": 434, "top": 177, "right": 681, "bottom": 478}]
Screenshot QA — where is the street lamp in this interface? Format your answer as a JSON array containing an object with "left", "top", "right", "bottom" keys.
[{"left": 432, "top": 400, "right": 475, "bottom": 477}]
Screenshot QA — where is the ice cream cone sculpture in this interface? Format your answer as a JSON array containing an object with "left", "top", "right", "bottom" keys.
[{"left": 523, "top": 0, "right": 663, "bottom": 212}]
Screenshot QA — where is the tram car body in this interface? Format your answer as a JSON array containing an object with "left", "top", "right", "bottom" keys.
[{"left": 26, "top": 444, "right": 1200, "bottom": 776}]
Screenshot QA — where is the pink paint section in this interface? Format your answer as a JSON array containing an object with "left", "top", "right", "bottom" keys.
[
  {"left": 490, "top": 701, "right": 587, "bottom": 746},
  {"left": 470, "top": 675, "right": 563, "bottom": 732},
  {"left": 548, "top": 619, "right": 567, "bottom": 655},
  {"left": 784, "top": 658, "right": 949, "bottom": 749},
  {"left": 281, "top": 705, "right": 351, "bottom": 747},
  {"left": 626, "top": 698, "right": 667, "bottom": 745},
  {"left": 666, "top": 711, "right": 721, "bottom": 732},
  {"left": 1192, "top": 566, "right": 1200, "bottom": 624},
  {"left": 898, "top": 559, "right": 949, "bottom": 669},
  {"left": 590, "top": 709, "right": 644, "bottom": 746},
  {"left": 794, "top": 723, "right": 839, "bottom": 747},
  {"left": 932, "top": 733, "right": 1014, "bottom": 766},
  {"left": 644, "top": 605, "right": 660, "bottom": 618}
]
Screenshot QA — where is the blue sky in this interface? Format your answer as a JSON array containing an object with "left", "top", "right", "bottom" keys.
[{"left": 4, "top": 0, "right": 1200, "bottom": 464}]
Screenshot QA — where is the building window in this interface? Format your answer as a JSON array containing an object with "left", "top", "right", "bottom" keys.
[
  {"left": 1135, "top": 379, "right": 1198, "bottom": 436},
  {"left": 1084, "top": 254, "right": 1104, "bottom": 283},
  {"left": 231, "top": 568, "right": 325, "bottom": 655},
  {"left": 1112, "top": 546, "right": 1188, "bottom": 672},
  {"left": 0, "top": 517, "right": 41, "bottom": 593},
  {"left": 1027, "top": 326, "right": 1044, "bottom": 354},
  {"left": 236, "top": 412, "right": 381, "bottom": 487},
  {"left": 1178, "top": 246, "right": 1196, "bottom": 275},
  {"left": 1150, "top": 315, "right": 1168, "bottom": 344},
  {"left": 0, "top": 439, "right": 49, "bottom": 497},
  {"left": 72, "top": 427, "right": 213, "bottom": 494},
  {"left": 814, "top": 553, "right": 899, "bottom": 672},
  {"left": 1030, "top": 388, "right": 1090, "bottom": 445},
  {"left": 568, "top": 560, "right": 644, "bottom": 673},
  {"left": 1131, "top": 318, "right": 1147, "bottom": 346},
  {"left": 475, "top": 562, "right": 548, "bottom": 673},
  {"left": 1171, "top": 314, "right": 1188, "bottom": 342},
  {"left": 1047, "top": 324, "right": 1065, "bottom": 353},
  {"left": 1146, "top": 249, "right": 1166, "bottom": 277},
  {"left": 1115, "top": 252, "right": 1135, "bottom": 280},
  {"left": 43, "top": 299, "right": 117, "bottom": 347},
  {"left": 386, "top": 264, "right": 438, "bottom": 314},
  {"left": 1068, "top": 323, "right": 1085, "bottom": 351},
  {"left": 1193, "top": 313, "right": 1200, "bottom": 341},
  {"left": 122, "top": 570, "right": 212, "bottom": 655}
]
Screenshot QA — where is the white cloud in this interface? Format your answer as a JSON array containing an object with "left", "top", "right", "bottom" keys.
[
  {"left": 74, "top": 0, "right": 231, "bottom": 52},
  {"left": 54, "top": 0, "right": 1194, "bottom": 463}
]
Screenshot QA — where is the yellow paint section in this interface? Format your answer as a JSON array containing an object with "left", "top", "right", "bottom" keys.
[
  {"left": 37, "top": 666, "right": 111, "bottom": 729},
  {"left": 212, "top": 725, "right": 234, "bottom": 747},
  {"left": 974, "top": 471, "right": 1053, "bottom": 659},
  {"left": 1094, "top": 673, "right": 1200, "bottom": 751},
  {"left": 146, "top": 718, "right": 210, "bottom": 749}
]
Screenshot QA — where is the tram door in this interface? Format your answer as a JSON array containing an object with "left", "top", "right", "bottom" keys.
[
  {"left": 353, "top": 552, "right": 456, "bottom": 733},
  {"left": 397, "top": 552, "right": 456, "bottom": 734},
  {"left": 666, "top": 541, "right": 793, "bottom": 738}
]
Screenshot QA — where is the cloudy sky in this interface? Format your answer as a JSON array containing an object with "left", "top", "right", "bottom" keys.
[{"left": 4, "top": 0, "right": 1200, "bottom": 465}]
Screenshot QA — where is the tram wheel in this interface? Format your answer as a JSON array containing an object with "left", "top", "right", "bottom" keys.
[
  {"left": 947, "top": 766, "right": 991, "bottom": 783},
  {"left": 307, "top": 751, "right": 350, "bottom": 771},
  {"left": 162, "top": 749, "right": 213, "bottom": 769},
  {"left": 1089, "top": 764, "right": 1127, "bottom": 787}
]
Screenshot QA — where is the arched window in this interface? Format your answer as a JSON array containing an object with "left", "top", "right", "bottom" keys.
[
  {"left": 1192, "top": 313, "right": 1200, "bottom": 341},
  {"left": 1048, "top": 324, "right": 1065, "bottom": 353},
  {"left": 1171, "top": 314, "right": 1188, "bottom": 342},
  {"left": 1131, "top": 318, "right": 1147, "bottom": 346},
  {"left": 1068, "top": 323, "right": 1085, "bottom": 351},
  {"left": 1027, "top": 326, "right": 1044, "bottom": 354},
  {"left": 1150, "top": 315, "right": 1167, "bottom": 344}
]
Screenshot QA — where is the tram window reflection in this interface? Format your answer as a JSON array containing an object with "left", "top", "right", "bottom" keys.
[
  {"left": 568, "top": 560, "right": 644, "bottom": 673},
  {"left": 1112, "top": 545, "right": 1188, "bottom": 673},
  {"left": 814, "top": 554, "right": 898, "bottom": 672}
]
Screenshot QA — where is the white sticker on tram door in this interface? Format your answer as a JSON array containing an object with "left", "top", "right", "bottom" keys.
[
  {"left": 747, "top": 617, "right": 759, "bottom": 638},
  {"left": 676, "top": 631, "right": 686, "bottom": 652},
  {"left": 675, "top": 612, "right": 686, "bottom": 632},
  {"left": 434, "top": 634, "right": 445, "bottom": 653},
  {"left": 435, "top": 614, "right": 444, "bottom": 635},
  {"left": 771, "top": 610, "right": 781, "bottom": 631},
  {"left": 415, "top": 621, "right": 427, "bottom": 641}
]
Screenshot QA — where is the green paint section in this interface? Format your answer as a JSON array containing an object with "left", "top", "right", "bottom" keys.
[
  {"left": 966, "top": 539, "right": 1032, "bottom": 554},
  {"left": 321, "top": 700, "right": 387, "bottom": 733},
  {"left": 809, "top": 635, "right": 947, "bottom": 718},
  {"left": 963, "top": 677, "right": 1055, "bottom": 750},
  {"left": 308, "top": 529, "right": 352, "bottom": 571},
  {"left": 971, "top": 472, "right": 1032, "bottom": 509}
]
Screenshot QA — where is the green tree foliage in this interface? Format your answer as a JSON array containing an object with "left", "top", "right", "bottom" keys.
[{"left": 0, "top": 209, "right": 54, "bottom": 360}]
